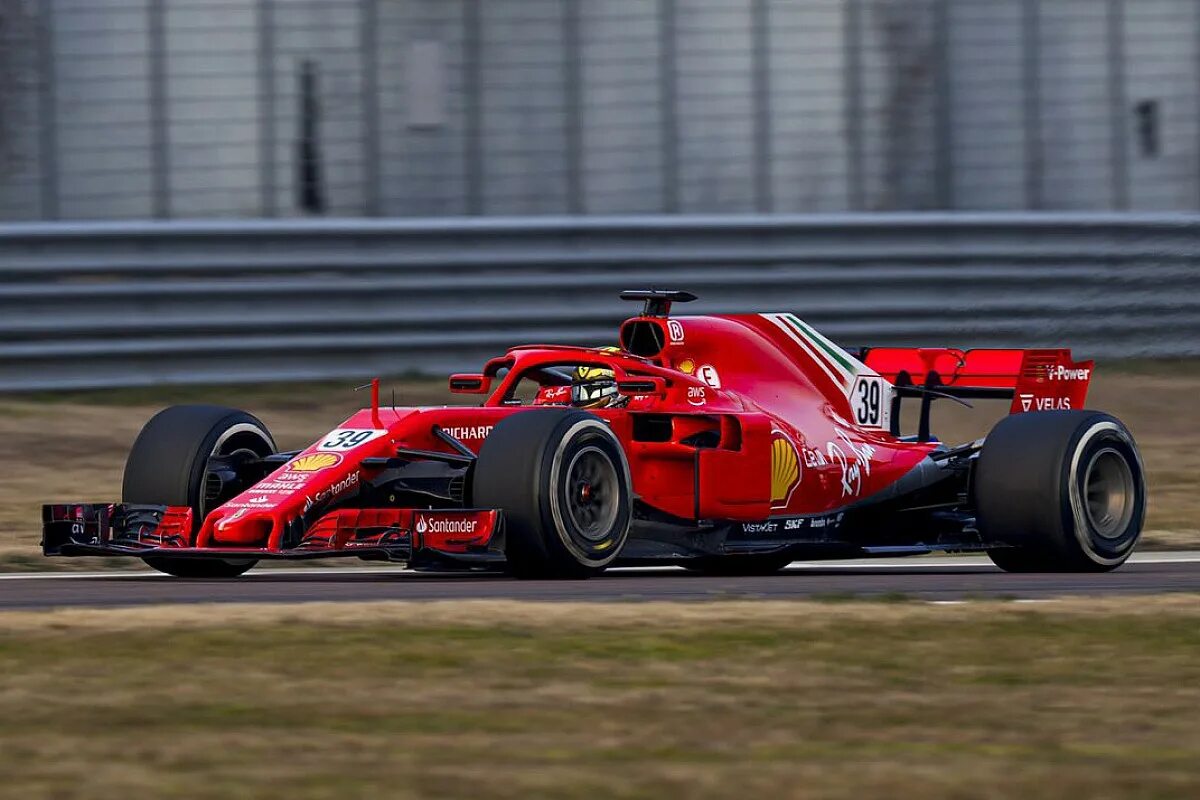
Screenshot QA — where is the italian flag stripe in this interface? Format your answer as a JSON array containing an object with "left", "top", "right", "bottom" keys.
[
  {"left": 784, "top": 315, "right": 859, "bottom": 378},
  {"left": 763, "top": 314, "right": 851, "bottom": 393}
]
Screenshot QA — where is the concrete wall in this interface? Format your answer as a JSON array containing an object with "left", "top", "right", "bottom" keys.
[
  {"left": 768, "top": 0, "right": 850, "bottom": 213},
  {"left": 580, "top": 0, "right": 665, "bottom": 214},
  {"left": 377, "top": 0, "right": 470, "bottom": 216},
  {"left": 1124, "top": 0, "right": 1200, "bottom": 210},
  {"left": 52, "top": 0, "right": 156, "bottom": 219},
  {"left": 3, "top": 0, "right": 1200, "bottom": 220},
  {"left": 164, "top": 0, "right": 261, "bottom": 218},
  {"left": 947, "top": 0, "right": 1028, "bottom": 210},
  {"left": 0, "top": 0, "right": 44, "bottom": 220}
]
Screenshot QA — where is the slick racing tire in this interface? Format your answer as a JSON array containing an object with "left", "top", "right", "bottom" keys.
[
  {"left": 123, "top": 405, "right": 277, "bottom": 579},
  {"left": 472, "top": 409, "right": 633, "bottom": 579},
  {"left": 975, "top": 410, "right": 1145, "bottom": 573},
  {"left": 682, "top": 553, "right": 795, "bottom": 576}
]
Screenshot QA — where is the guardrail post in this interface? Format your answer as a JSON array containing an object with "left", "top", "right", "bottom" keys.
[
  {"left": 463, "top": 0, "right": 484, "bottom": 215},
  {"left": 35, "top": 0, "right": 59, "bottom": 220},
  {"left": 1107, "top": 0, "right": 1130, "bottom": 210},
  {"left": 844, "top": 0, "right": 865, "bottom": 211},
  {"left": 751, "top": 0, "right": 773, "bottom": 213},
  {"left": 659, "top": 0, "right": 679, "bottom": 213},
  {"left": 564, "top": 0, "right": 584, "bottom": 215},
  {"left": 148, "top": 0, "right": 171, "bottom": 218},
  {"left": 1021, "top": 0, "right": 1043, "bottom": 210},
  {"left": 933, "top": 0, "right": 954, "bottom": 210},
  {"left": 361, "top": 0, "right": 382, "bottom": 216},
  {"left": 257, "top": 0, "right": 277, "bottom": 217}
]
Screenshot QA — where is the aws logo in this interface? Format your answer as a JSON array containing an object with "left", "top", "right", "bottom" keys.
[
  {"left": 288, "top": 453, "right": 342, "bottom": 473},
  {"left": 770, "top": 430, "right": 801, "bottom": 509}
]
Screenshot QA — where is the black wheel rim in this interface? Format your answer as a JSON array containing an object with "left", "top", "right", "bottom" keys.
[
  {"left": 202, "top": 445, "right": 264, "bottom": 518},
  {"left": 1084, "top": 447, "right": 1136, "bottom": 540},
  {"left": 201, "top": 427, "right": 273, "bottom": 566},
  {"left": 563, "top": 446, "right": 619, "bottom": 542}
]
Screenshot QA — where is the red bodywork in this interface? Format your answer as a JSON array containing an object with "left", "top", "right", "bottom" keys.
[{"left": 43, "top": 308, "right": 1096, "bottom": 565}]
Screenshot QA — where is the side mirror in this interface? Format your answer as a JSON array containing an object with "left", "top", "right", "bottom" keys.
[
  {"left": 616, "top": 377, "right": 668, "bottom": 397},
  {"left": 449, "top": 374, "right": 491, "bottom": 394}
]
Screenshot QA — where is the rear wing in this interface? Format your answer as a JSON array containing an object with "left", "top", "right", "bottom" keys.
[{"left": 861, "top": 347, "right": 1094, "bottom": 415}]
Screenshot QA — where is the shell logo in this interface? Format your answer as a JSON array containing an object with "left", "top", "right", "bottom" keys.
[
  {"left": 678, "top": 358, "right": 696, "bottom": 375},
  {"left": 288, "top": 453, "right": 342, "bottom": 473},
  {"left": 770, "top": 431, "right": 801, "bottom": 508}
]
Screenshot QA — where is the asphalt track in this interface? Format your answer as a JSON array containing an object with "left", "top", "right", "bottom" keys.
[{"left": 0, "top": 552, "right": 1198, "bottom": 609}]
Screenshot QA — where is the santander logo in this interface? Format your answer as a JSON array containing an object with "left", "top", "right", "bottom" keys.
[{"left": 415, "top": 515, "right": 478, "bottom": 535}]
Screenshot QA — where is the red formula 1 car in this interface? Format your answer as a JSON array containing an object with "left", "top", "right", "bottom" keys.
[{"left": 43, "top": 290, "right": 1147, "bottom": 578}]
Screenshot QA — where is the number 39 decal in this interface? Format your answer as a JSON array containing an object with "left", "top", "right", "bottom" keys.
[
  {"left": 851, "top": 376, "right": 891, "bottom": 430},
  {"left": 317, "top": 428, "right": 386, "bottom": 451}
]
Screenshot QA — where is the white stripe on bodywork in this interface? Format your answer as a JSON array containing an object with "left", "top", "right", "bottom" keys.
[{"left": 763, "top": 313, "right": 860, "bottom": 395}]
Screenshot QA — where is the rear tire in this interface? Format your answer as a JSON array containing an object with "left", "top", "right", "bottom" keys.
[
  {"left": 472, "top": 409, "right": 633, "bottom": 579},
  {"left": 123, "top": 405, "right": 276, "bottom": 578},
  {"left": 975, "top": 410, "right": 1145, "bottom": 573}
]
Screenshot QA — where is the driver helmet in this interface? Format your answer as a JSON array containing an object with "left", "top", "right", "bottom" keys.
[{"left": 572, "top": 348, "right": 627, "bottom": 409}]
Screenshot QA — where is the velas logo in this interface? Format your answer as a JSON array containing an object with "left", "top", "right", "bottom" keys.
[
  {"left": 770, "top": 430, "right": 801, "bottom": 509},
  {"left": 287, "top": 453, "right": 342, "bottom": 473},
  {"left": 1020, "top": 393, "right": 1033, "bottom": 412}
]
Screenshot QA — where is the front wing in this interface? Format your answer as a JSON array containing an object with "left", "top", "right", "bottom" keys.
[{"left": 42, "top": 503, "right": 502, "bottom": 565}]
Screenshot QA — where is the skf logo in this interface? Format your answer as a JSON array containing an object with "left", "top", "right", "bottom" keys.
[
  {"left": 770, "top": 430, "right": 801, "bottom": 509},
  {"left": 288, "top": 453, "right": 342, "bottom": 473},
  {"left": 1046, "top": 365, "right": 1091, "bottom": 381}
]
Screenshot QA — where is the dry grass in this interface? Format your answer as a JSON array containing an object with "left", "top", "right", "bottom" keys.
[
  {"left": 0, "top": 596, "right": 1198, "bottom": 799},
  {"left": 0, "top": 362, "right": 1197, "bottom": 571}
]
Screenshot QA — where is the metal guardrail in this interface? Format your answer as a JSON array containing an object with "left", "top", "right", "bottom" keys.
[{"left": 1, "top": 214, "right": 1197, "bottom": 391}]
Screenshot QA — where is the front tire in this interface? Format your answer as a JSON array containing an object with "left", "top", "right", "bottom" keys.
[
  {"left": 975, "top": 410, "right": 1146, "bottom": 573},
  {"left": 123, "top": 405, "right": 276, "bottom": 578},
  {"left": 472, "top": 409, "right": 633, "bottom": 579}
]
